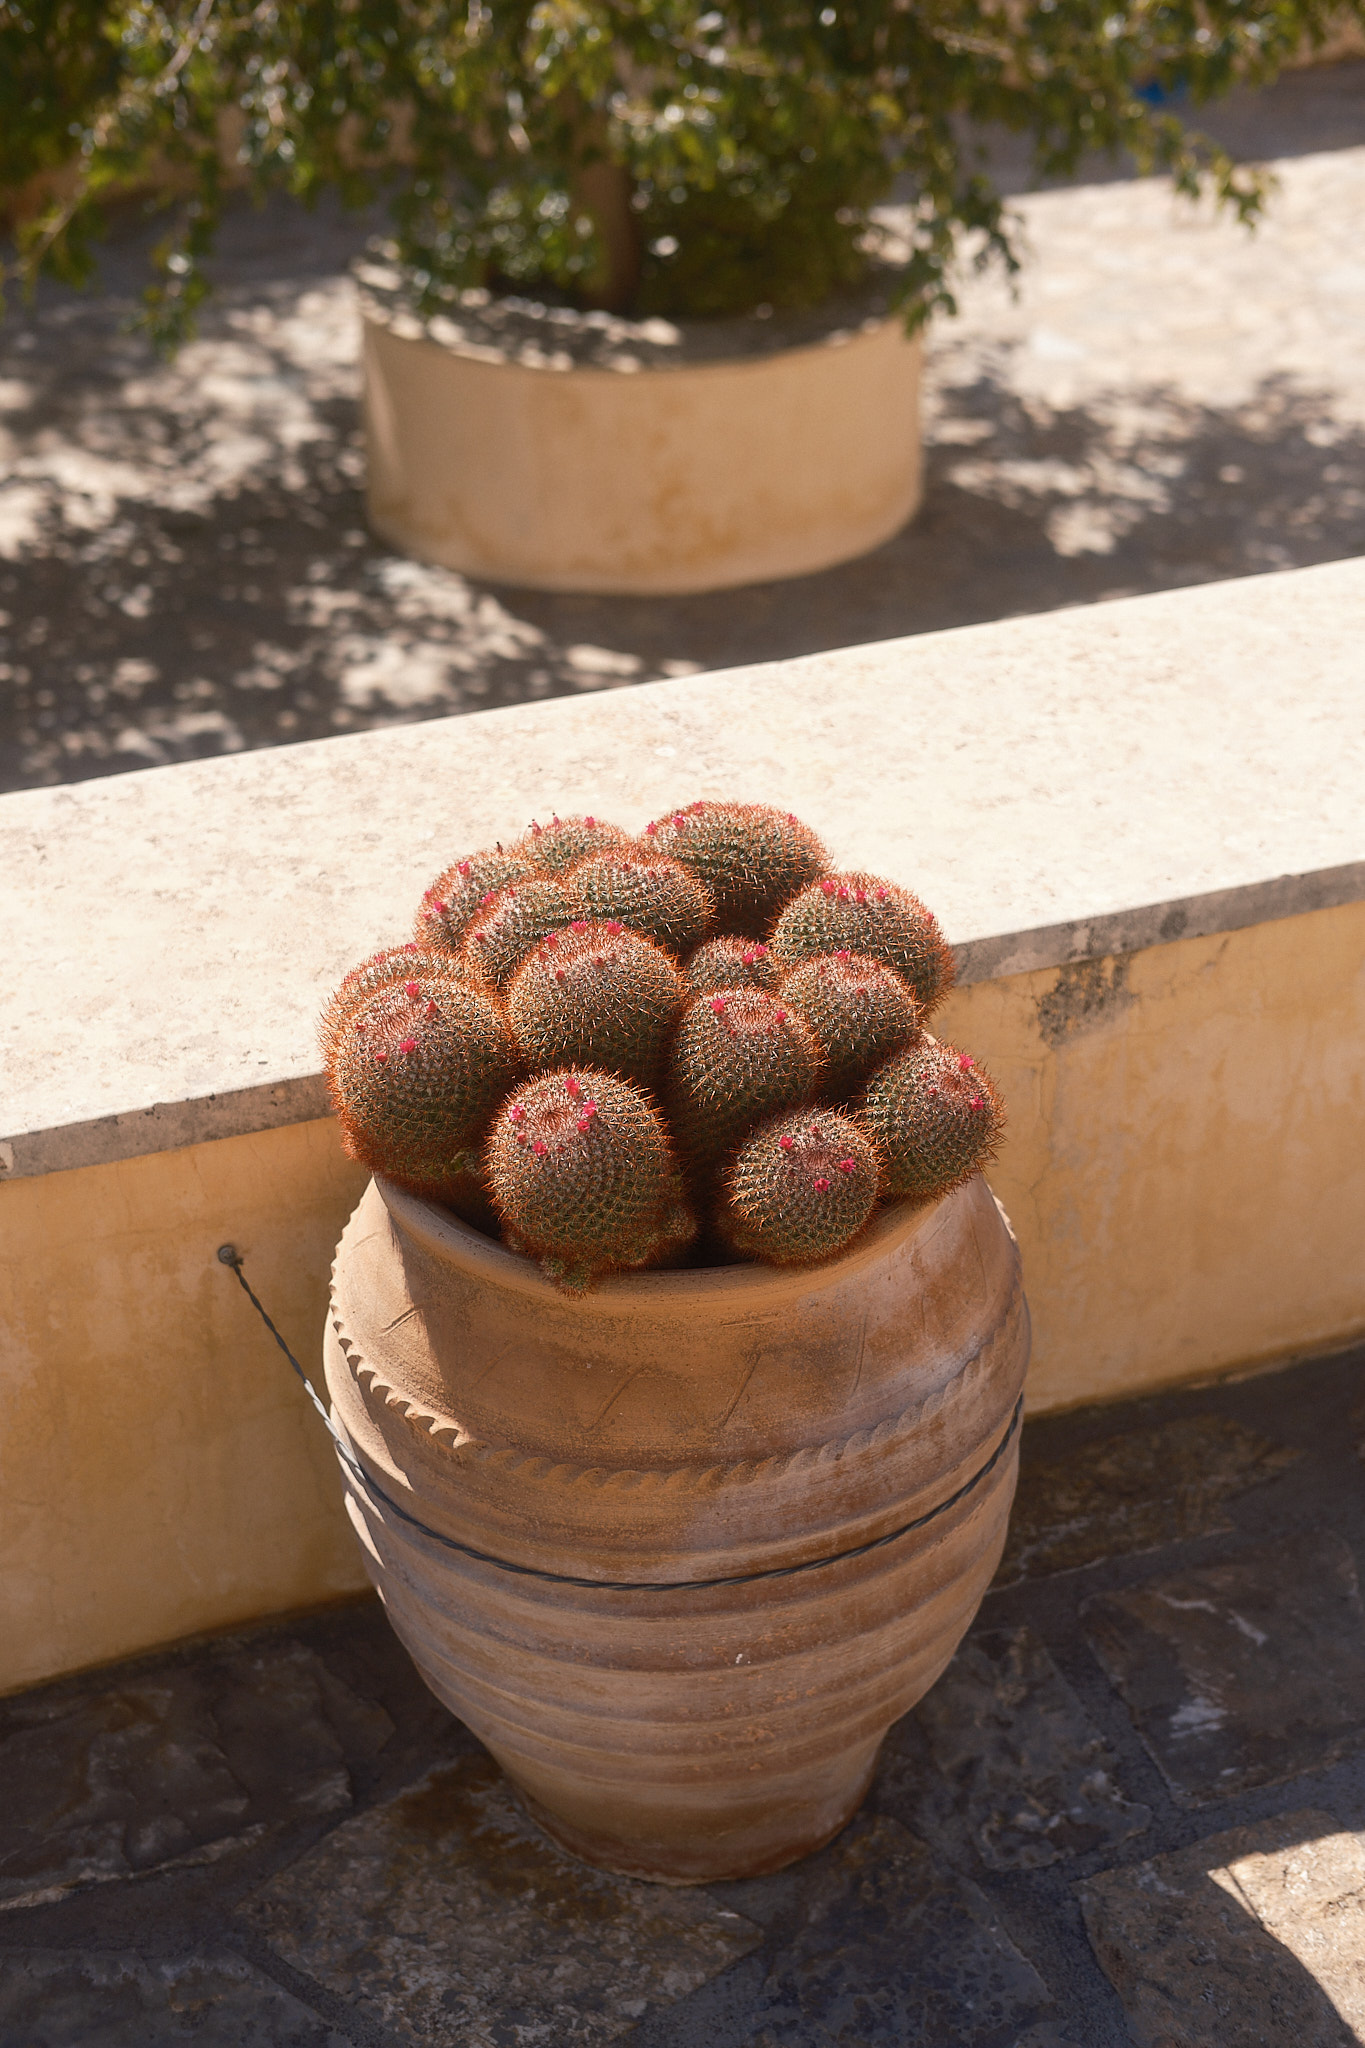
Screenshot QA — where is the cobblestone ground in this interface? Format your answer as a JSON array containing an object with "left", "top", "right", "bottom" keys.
[
  {"left": 1, "top": 64, "right": 1363, "bottom": 794},
  {"left": 3, "top": 1342, "right": 1364, "bottom": 2046}
]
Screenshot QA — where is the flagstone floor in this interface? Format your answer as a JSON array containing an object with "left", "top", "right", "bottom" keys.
[
  {"left": 3, "top": 1339, "right": 1363, "bottom": 2046},
  {"left": 2, "top": 64, "right": 1364, "bottom": 794}
]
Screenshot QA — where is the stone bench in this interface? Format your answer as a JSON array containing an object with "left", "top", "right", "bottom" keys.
[{"left": 3, "top": 556, "right": 1362, "bottom": 1694}]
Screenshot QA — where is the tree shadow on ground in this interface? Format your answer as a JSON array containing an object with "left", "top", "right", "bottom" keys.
[{"left": 1, "top": 339, "right": 1360, "bottom": 796}]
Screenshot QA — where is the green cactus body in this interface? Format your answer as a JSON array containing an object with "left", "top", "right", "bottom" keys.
[
  {"left": 460, "top": 878, "right": 570, "bottom": 987},
  {"left": 682, "top": 936, "right": 777, "bottom": 997},
  {"left": 512, "top": 813, "right": 634, "bottom": 876},
  {"left": 325, "top": 973, "right": 521, "bottom": 1218},
  {"left": 667, "top": 987, "right": 822, "bottom": 1171},
  {"left": 778, "top": 950, "right": 921, "bottom": 1099},
  {"left": 319, "top": 944, "right": 454, "bottom": 1065},
  {"left": 567, "top": 851, "right": 714, "bottom": 955},
  {"left": 506, "top": 922, "right": 683, "bottom": 1085},
  {"left": 645, "top": 801, "right": 827, "bottom": 936},
  {"left": 860, "top": 1036, "right": 1005, "bottom": 1203},
  {"left": 416, "top": 849, "right": 536, "bottom": 954},
  {"left": 717, "top": 1110, "right": 881, "bottom": 1266},
  {"left": 485, "top": 1069, "right": 694, "bottom": 1291},
  {"left": 769, "top": 872, "right": 955, "bottom": 1014}
]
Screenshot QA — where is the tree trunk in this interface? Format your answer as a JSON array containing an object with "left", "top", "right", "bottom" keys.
[{"left": 568, "top": 105, "right": 641, "bottom": 313}]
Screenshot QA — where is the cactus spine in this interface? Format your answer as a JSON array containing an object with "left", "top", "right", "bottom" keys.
[
  {"left": 416, "top": 849, "right": 535, "bottom": 953},
  {"left": 568, "top": 851, "right": 714, "bottom": 956},
  {"left": 860, "top": 1037, "right": 1005, "bottom": 1203},
  {"left": 666, "top": 987, "right": 821, "bottom": 1172},
  {"left": 716, "top": 1110, "right": 881, "bottom": 1266},
  {"left": 485, "top": 1070, "right": 694, "bottom": 1291},
  {"left": 683, "top": 935, "right": 777, "bottom": 997},
  {"left": 777, "top": 950, "right": 921, "bottom": 1099},
  {"left": 326, "top": 794, "right": 1002, "bottom": 1286},
  {"left": 460, "top": 878, "right": 570, "bottom": 987},
  {"left": 319, "top": 944, "right": 453, "bottom": 1066},
  {"left": 323, "top": 971, "right": 520, "bottom": 1218},
  {"left": 506, "top": 923, "right": 683, "bottom": 1086},
  {"left": 769, "top": 873, "right": 955, "bottom": 1014},
  {"left": 513, "top": 813, "right": 633, "bottom": 876},
  {"left": 646, "top": 801, "right": 828, "bottom": 935}
]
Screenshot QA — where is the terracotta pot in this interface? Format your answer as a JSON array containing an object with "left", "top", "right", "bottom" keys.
[{"left": 324, "top": 1172, "right": 1029, "bottom": 1883}]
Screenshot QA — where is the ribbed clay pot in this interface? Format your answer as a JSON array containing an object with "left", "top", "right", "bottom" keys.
[{"left": 324, "top": 1171, "right": 1029, "bottom": 1883}]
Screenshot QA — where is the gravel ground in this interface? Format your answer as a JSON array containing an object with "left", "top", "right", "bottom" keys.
[{"left": 1, "top": 62, "right": 1362, "bottom": 795}]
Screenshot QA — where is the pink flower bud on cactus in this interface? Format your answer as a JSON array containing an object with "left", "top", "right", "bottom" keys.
[
  {"left": 716, "top": 1109, "right": 879, "bottom": 1266},
  {"left": 860, "top": 1037, "right": 1005, "bottom": 1203}
]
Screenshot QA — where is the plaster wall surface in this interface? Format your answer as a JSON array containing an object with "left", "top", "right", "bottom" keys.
[
  {"left": 3, "top": 899, "right": 1361, "bottom": 1694},
  {"left": 936, "top": 901, "right": 1365, "bottom": 1415},
  {"left": 0, "top": 1120, "right": 371, "bottom": 1695}
]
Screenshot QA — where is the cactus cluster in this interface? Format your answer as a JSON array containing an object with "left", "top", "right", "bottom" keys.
[{"left": 322, "top": 801, "right": 1004, "bottom": 1290}]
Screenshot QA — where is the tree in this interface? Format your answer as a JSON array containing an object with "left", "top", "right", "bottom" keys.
[{"left": 2, "top": 0, "right": 1359, "bottom": 348}]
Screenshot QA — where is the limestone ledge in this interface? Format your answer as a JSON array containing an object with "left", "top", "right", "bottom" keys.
[{"left": 2, "top": 558, "right": 1362, "bottom": 1181}]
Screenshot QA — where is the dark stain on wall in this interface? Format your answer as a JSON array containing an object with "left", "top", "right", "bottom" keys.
[{"left": 1036, "top": 957, "right": 1136, "bottom": 1050}]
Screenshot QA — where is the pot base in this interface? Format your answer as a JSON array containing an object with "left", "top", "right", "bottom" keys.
[{"left": 511, "top": 1751, "right": 880, "bottom": 1886}]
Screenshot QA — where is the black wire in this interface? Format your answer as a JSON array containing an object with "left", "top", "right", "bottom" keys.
[{"left": 219, "top": 1244, "right": 1023, "bottom": 1596}]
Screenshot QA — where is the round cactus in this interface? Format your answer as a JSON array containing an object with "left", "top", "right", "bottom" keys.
[
  {"left": 318, "top": 943, "right": 453, "bottom": 1065},
  {"left": 777, "top": 950, "right": 921, "bottom": 1100},
  {"left": 769, "top": 872, "right": 955, "bottom": 1014},
  {"left": 667, "top": 987, "right": 822, "bottom": 1171},
  {"left": 683, "top": 936, "right": 777, "bottom": 997},
  {"left": 415, "top": 848, "right": 536, "bottom": 954},
  {"left": 645, "top": 801, "right": 828, "bottom": 935},
  {"left": 485, "top": 1069, "right": 695, "bottom": 1291},
  {"left": 567, "top": 851, "right": 714, "bottom": 956},
  {"left": 860, "top": 1037, "right": 1005, "bottom": 1203},
  {"left": 716, "top": 1110, "right": 881, "bottom": 1266},
  {"left": 512, "top": 813, "right": 634, "bottom": 877},
  {"left": 460, "top": 878, "right": 571, "bottom": 988},
  {"left": 506, "top": 922, "right": 683, "bottom": 1085},
  {"left": 324, "top": 972, "right": 520, "bottom": 1216}
]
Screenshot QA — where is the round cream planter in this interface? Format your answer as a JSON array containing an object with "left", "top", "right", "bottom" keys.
[
  {"left": 324, "top": 1171, "right": 1029, "bottom": 1883},
  {"left": 360, "top": 294, "right": 923, "bottom": 594}
]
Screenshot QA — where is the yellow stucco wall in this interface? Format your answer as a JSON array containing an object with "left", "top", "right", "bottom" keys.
[
  {"left": 2, "top": 900, "right": 1363, "bottom": 1692},
  {"left": 0, "top": 1121, "right": 372, "bottom": 1695},
  {"left": 934, "top": 900, "right": 1365, "bottom": 1412}
]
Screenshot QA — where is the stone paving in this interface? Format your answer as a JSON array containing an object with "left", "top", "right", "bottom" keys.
[
  {"left": 1, "top": 64, "right": 1363, "bottom": 793},
  {"left": 3, "top": 1339, "right": 1364, "bottom": 2046}
]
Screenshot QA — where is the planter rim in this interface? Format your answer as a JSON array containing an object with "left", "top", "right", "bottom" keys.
[
  {"left": 375, "top": 1173, "right": 951, "bottom": 1314},
  {"left": 354, "top": 258, "right": 910, "bottom": 377}
]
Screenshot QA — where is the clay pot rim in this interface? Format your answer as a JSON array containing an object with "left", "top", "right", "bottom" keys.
[{"left": 376, "top": 1173, "right": 947, "bottom": 1312}]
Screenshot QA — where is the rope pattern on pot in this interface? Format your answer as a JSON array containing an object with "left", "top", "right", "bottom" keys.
[
  {"left": 325, "top": 1266, "right": 1027, "bottom": 1493},
  {"left": 219, "top": 1243, "right": 1024, "bottom": 1595}
]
